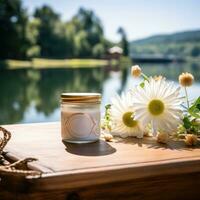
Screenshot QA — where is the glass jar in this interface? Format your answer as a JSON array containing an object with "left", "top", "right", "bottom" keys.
[{"left": 61, "top": 93, "right": 101, "bottom": 143}]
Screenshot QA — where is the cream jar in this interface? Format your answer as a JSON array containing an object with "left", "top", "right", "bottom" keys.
[{"left": 61, "top": 93, "right": 101, "bottom": 143}]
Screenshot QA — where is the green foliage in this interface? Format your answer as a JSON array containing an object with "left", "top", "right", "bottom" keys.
[
  {"left": 71, "top": 7, "right": 107, "bottom": 58},
  {"left": 74, "top": 31, "right": 91, "bottom": 57},
  {"left": 101, "top": 104, "right": 112, "bottom": 132},
  {"left": 92, "top": 43, "right": 106, "bottom": 58},
  {"left": 188, "top": 97, "right": 200, "bottom": 118},
  {"left": 34, "top": 5, "right": 69, "bottom": 58},
  {"left": 140, "top": 82, "right": 145, "bottom": 88},
  {"left": 0, "top": 0, "right": 131, "bottom": 62},
  {"left": 130, "top": 30, "right": 200, "bottom": 59},
  {"left": 191, "top": 46, "right": 200, "bottom": 57},
  {"left": 118, "top": 27, "right": 129, "bottom": 56},
  {"left": 26, "top": 19, "right": 41, "bottom": 58},
  {"left": 183, "top": 116, "right": 192, "bottom": 129},
  {"left": 26, "top": 46, "right": 40, "bottom": 58},
  {"left": 0, "top": 0, "right": 29, "bottom": 59},
  {"left": 0, "top": 1, "right": 115, "bottom": 60},
  {"left": 181, "top": 97, "right": 200, "bottom": 135},
  {"left": 182, "top": 115, "right": 200, "bottom": 135}
]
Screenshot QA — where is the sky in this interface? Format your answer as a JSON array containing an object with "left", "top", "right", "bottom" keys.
[{"left": 23, "top": 0, "right": 200, "bottom": 42}]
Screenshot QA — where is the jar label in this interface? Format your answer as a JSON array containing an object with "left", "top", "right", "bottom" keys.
[{"left": 62, "top": 112, "right": 100, "bottom": 139}]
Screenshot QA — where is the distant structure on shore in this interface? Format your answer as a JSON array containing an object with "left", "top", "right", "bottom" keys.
[
  {"left": 130, "top": 53, "right": 185, "bottom": 63},
  {"left": 107, "top": 46, "right": 123, "bottom": 60},
  {"left": 104, "top": 46, "right": 123, "bottom": 71}
]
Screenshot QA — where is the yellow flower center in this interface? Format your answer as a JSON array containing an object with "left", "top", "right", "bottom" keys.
[
  {"left": 122, "top": 112, "right": 138, "bottom": 127},
  {"left": 148, "top": 99, "right": 165, "bottom": 116}
]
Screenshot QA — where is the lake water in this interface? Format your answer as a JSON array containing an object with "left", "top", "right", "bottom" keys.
[{"left": 0, "top": 62, "right": 199, "bottom": 125}]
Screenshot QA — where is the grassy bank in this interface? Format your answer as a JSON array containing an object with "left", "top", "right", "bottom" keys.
[{"left": 0, "top": 58, "right": 109, "bottom": 69}]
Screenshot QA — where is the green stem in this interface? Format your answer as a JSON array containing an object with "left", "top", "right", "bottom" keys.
[
  {"left": 141, "top": 73, "right": 149, "bottom": 81},
  {"left": 184, "top": 87, "right": 190, "bottom": 109}
]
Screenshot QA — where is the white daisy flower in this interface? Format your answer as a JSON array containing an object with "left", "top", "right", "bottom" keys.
[
  {"left": 110, "top": 92, "right": 143, "bottom": 138},
  {"left": 132, "top": 77, "right": 183, "bottom": 136}
]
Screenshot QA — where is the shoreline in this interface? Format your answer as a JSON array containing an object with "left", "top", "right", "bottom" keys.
[{"left": 0, "top": 58, "right": 109, "bottom": 69}]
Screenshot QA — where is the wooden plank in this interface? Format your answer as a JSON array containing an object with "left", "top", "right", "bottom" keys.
[
  {"left": 1, "top": 122, "right": 200, "bottom": 191},
  {"left": 1, "top": 173, "right": 200, "bottom": 200}
]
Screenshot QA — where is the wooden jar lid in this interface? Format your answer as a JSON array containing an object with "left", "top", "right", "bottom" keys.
[{"left": 61, "top": 93, "right": 101, "bottom": 103}]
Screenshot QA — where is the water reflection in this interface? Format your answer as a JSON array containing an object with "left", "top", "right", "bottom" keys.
[
  {"left": 0, "top": 62, "right": 199, "bottom": 124},
  {"left": 141, "top": 62, "right": 200, "bottom": 81},
  {"left": 34, "top": 68, "right": 105, "bottom": 116},
  {"left": 0, "top": 68, "right": 105, "bottom": 124},
  {"left": 0, "top": 69, "right": 31, "bottom": 123}
]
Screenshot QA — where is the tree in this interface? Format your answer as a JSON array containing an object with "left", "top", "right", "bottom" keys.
[
  {"left": 0, "top": 0, "right": 29, "bottom": 59},
  {"left": 72, "top": 7, "right": 106, "bottom": 58},
  {"left": 74, "top": 31, "right": 91, "bottom": 57},
  {"left": 117, "top": 27, "right": 129, "bottom": 56},
  {"left": 0, "top": 3, "right": 111, "bottom": 60},
  {"left": 34, "top": 5, "right": 68, "bottom": 58},
  {"left": 65, "top": 17, "right": 81, "bottom": 57},
  {"left": 26, "top": 19, "right": 41, "bottom": 58},
  {"left": 92, "top": 43, "right": 106, "bottom": 58},
  {"left": 191, "top": 46, "right": 200, "bottom": 57}
]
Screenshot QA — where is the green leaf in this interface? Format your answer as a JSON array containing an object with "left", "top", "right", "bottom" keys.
[
  {"left": 183, "top": 116, "right": 192, "bottom": 129},
  {"left": 188, "top": 97, "right": 200, "bottom": 118},
  {"left": 140, "top": 82, "right": 145, "bottom": 88},
  {"left": 105, "top": 104, "right": 111, "bottom": 109}
]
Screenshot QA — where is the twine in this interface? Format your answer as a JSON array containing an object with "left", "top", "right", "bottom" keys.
[
  {"left": 0, "top": 126, "right": 41, "bottom": 177},
  {"left": 0, "top": 127, "right": 11, "bottom": 155}
]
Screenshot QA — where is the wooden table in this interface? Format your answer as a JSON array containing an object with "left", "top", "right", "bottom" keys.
[{"left": 1, "top": 122, "right": 200, "bottom": 200}]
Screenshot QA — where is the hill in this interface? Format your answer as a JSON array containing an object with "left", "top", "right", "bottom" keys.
[
  {"left": 130, "top": 30, "right": 200, "bottom": 58},
  {"left": 132, "top": 30, "right": 200, "bottom": 45}
]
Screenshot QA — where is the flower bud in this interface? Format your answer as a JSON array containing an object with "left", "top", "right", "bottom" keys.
[
  {"left": 104, "top": 133, "right": 113, "bottom": 142},
  {"left": 131, "top": 65, "right": 141, "bottom": 77},
  {"left": 179, "top": 72, "right": 194, "bottom": 87},
  {"left": 185, "top": 134, "right": 197, "bottom": 146},
  {"left": 153, "top": 75, "right": 165, "bottom": 81},
  {"left": 144, "top": 131, "right": 150, "bottom": 137},
  {"left": 157, "top": 132, "right": 169, "bottom": 144}
]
